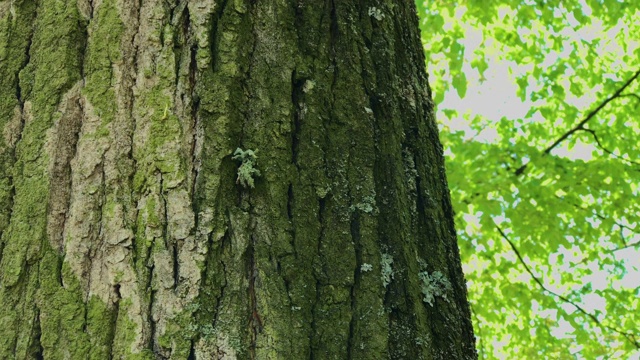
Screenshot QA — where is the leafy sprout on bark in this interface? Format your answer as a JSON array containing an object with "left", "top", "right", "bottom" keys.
[{"left": 232, "top": 148, "right": 261, "bottom": 188}]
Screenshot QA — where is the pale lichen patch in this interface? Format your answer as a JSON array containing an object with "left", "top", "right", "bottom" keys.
[
  {"left": 380, "top": 253, "right": 394, "bottom": 287},
  {"left": 419, "top": 270, "right": 452, "bottom": 306}
]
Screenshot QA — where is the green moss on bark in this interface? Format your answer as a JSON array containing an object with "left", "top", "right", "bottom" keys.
[
  {"left": 86, "top": 296, "right": 118, "bottom": 360},
  {"left": 0, "top": 0, "right": 88, "bottom": 358},
  {"left": 110, "top": 299, "right": 154, "bottom": 360},
  {"left": 83, "top": 0, "right": 124, "bottom": 126},
  {"left": 38, "top": 257, "right": 91, "bottom": 359},
  {"left": 0, "top": 0, "right": 37, "bottom": 259}
]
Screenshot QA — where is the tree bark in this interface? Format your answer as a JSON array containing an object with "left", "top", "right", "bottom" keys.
[{"left": 0, "top": 0, "right": 476, "bottom": 358}]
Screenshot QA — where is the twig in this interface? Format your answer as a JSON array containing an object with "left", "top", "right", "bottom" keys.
[
  {"left": 515, "top": 68, "right": 640, "bottom": 176},
  {"left": 543, "top": 68, "right": 640, "bottom": 155},
  {"left": 493, "top": 223, "right": 640, "bottom": 349},
  {"left": 579, "top": 126, "right": 640, "bottom": 166}
]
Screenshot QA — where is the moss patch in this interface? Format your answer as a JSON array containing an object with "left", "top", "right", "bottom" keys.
[{"left": 82, "top": 0, "right": 125, "bottom": 127}]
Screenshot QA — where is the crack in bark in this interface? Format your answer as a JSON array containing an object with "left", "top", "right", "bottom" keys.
[
  {"left": 185, "top": 5, "right": 201, "bottom": 206},
  {"left": 55, "top": 254, "right": 64, "bottom": 287},
  {"left": 79, "top": 11, "right": 89, "bottom": 81},
  {"left": 15, "top": 38, "right": 31, "bottom": 110},
  {"left": 287, "top": 183, "right": 295, "bottom": 222},
  {"left": 124, "top": 0, "right": 143, "bottom": 270},
  {"left": 346, "top": 211, "right": 361, "bottom": 358},
  {"left": 290, "top": 70, "right": 305, "bottom": 167},
  {"left": 14, "top": 0, "right": 37, "bottom": 109},
  {"left": 247, "top": 234, "right": 262, "bottom": 360},
  {"left": 238, "top": 2, "right": 259, "bottom": 146},
  {"left": 159, "top": 174, "right": 179, "bottom": 290},
  {"left": 172, "top": 241, "right": 180, "bottom": 290},
  {"left": 88, "top": 0, "right": 94, "bottom": 19},
  {"left": 209, "top": 0, "right": 229, "bottom": 67},
  {"left": 198, "top": 205, "right": 228, "bottom": 353},
  {"left": 106, "top": 283, "right": 122, "bottom": 360},
  {"left": 147, "top": 262, "right": 157, "bottom": 352},
  {"left": 309, "top": 195, "right": 326, "bottom": 358},
  {"left": 30, "top": 308, "right": 44, "bottom": 360},
  {"left": 187, "top": 340, "right": 196, "bottom": 360},
  {"left": 168, "top": 1, "right": 183, "bottom": 87}
]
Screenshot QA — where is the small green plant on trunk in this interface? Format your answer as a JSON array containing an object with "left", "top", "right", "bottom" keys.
[{"left": 232, "top": 148, "right": 260, "bottom": 188}]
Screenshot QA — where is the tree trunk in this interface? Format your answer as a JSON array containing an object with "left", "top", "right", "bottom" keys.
[{"left": 0, "top": 0, "right": 476, "bottom": 358}]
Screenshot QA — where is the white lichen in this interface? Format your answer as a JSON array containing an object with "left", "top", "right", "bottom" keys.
[
  {"left": 350, "top": 194, "right": 377, "bottom": 214},
  {"left": 302, "top": 79, "right": 315, "bottom": 93},
  {"left": 380, "top": 253, "right": 394, "bottom": 287},
  {"left": 419, "top": 270, "right": 452, "bottom": 306},
  {"left": 315, "top": 185, "right": 331, "bottom": 198},
  {"left": 360, "top": 263, "right": 373, "bottom": 272},
  {"left": 368, "top": 7, "right": 385, "bottom": 21}
]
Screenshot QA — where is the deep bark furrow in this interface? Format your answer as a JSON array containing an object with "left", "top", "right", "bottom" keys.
[
  {"left": 148, "top": 264, "right": 157, "bottom": 352},
  {"left": 187, "top": 340, "right": 196, "bottom": 360},
  {"left": 107, "top": 284, "right": 122, "bottom": 360},
  {"left": 123, "top": 0, "right": 142, "bottom": 274},
  {"left": 209, "top": 0, "right": 229, "bottom": 68},
  {"left": 187, "top": 4, "right": 200, "bottom": 203},
  {"left": 248, "top": 236, "right": 260, "bottom": 359},
  {"left": 346, "top": 213, "right": 361, "bottom": 358},
  {"left": 290, "top": 70, "right": 303, "bottom": 166},
  {"left": 31, "top": 308, "right": 44, "bottom": 359}
]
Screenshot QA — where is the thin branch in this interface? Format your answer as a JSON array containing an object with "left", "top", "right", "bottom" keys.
[
  {"left": 611, "top": 240, "right": 640, "bottom": 253},
  {"left": 543, "top": 68, "right": 640, "bottom": 155},
  {"left": 515, "top": 68, "right": 640, "bottom": 176},
  {"left": 618, "top": 93, "right": 640, "bottom": 107},
  {"left": 494, "top": 223, "right": 640, "bottom": 349},
  {"left": 554, "top": 193, "right": 640, "bottom": 236},
  {"left": 579, "top": 126, "right": 640, "bottom": 166},
  {"left": 551, "top": 193, "right": 639, "bottom": 260}
]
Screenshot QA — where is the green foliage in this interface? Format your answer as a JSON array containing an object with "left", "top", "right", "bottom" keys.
[
  {"left": 417, "top": 1, "right": 640, "bottom": 358},
  {"left": 232, "top": 148, "right": 261, "bottom": 188}
]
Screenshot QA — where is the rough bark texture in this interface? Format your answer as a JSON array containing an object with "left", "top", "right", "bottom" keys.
[{"left": 0, "top": 0, "right": 476, "bottom": 359}]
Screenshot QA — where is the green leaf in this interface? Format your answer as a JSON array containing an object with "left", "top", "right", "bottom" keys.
[{"left": 452, "top": 72, "right": 467, "bottom": 98}]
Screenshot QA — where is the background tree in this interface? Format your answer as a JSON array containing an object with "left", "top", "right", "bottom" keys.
[
  {"left": 416, "top": 1, "right": 640, "bottom": 358},
  {"left": 0, "top": 0, "right": 476, "bottom": 358}
]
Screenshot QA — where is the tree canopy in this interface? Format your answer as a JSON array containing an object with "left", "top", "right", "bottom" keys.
[{"left": 416, "top": 1, "right": 640, "bottom": 358}]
